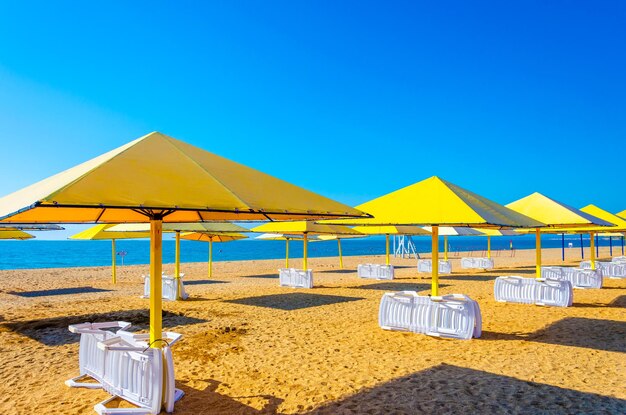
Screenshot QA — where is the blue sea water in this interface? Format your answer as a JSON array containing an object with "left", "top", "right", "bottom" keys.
[{"left": 0, "top": 234, "right": 623, "bottom": 271}]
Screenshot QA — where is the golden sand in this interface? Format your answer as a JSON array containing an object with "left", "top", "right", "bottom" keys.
[{"left": 0, "top": 246, "right": 624, "bottom": 414}]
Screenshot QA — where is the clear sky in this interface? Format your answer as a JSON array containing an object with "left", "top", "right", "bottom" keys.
[{"left": 1, "top": 1, "right": 625, "bottom": 239}]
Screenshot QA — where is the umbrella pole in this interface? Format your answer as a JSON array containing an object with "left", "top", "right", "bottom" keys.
[
  {"left": 431, "top": 226, "right": 439, "bottom": 296},
  {"left": 149, "top": 219, "right": 163, "bottom": 347},
  {"left": 487, "top": 236, "right": 491, "bottom": 259},
  {"left": 385, "top": 234, "right": 390, "bottom": 265},
  {"left": 443, "top": 235, "right": 448, "bottom": 261},
  {"left": 590, "top": 232, "right": 596, "bottom": 270},
  {"left": 561, "top": 233, "right": 565, "bottom": 262},
  {"left": 595, "top": 233, "right": 599, "bottom": 257},
  {"left": 175, "top": 231, "right": 181, "bottom": 300},
  {"left": 209, "top": 240, "right": 213, "bottom": 278},
  {"left": 303, "top": 233, "right": 308, "bottom": 270},
  {"left": 285, "top": 239, "right": 289, "bottom": 268},
  {"left": 580, "top": 234, "right": 584, "bottom": 259},
  {"left": 111, "top": 239, "right": 117, "bottom": 284},
  {"left": 338, "top": 239, "right": 343, "bottom": 269},
  {"left": 622, "top": 236, "right": 624, "bottom": 255},
  {"left": 535, "top": 228, "right": 542, "bottom": 279},
  {"left": 610, "top": 236, "right": 613, "bottom": 257}
]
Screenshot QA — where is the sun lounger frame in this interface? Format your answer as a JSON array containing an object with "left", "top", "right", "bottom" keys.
[
  {"left": 460, "top": 257, "right": 494, "bottom": 270},
  {"left": 417, "top": 259, "right": 452, "bottom": 274},
  {"left": 279, "top": 268, "right": 313, "bottom": 288},
  {"left": 494, "top": 276, "right": 573, "bottom": 307},
  {"left": 357, "top": 264, "right": 394, "bottom": 280}
]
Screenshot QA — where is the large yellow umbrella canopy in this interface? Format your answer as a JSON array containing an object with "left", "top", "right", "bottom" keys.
[
  {"left": 506, "top": 193, "right": 612, "bottom": 276},
  {"left": 616, "top": 210, "right": 626, "bottom": 219},
  {"left": 180, "top": 232, "right": 247, "bottom": 278},
  {"left": 70, "top": 224, "right": 151, "bottom": 284},
  {"left": 0, "top": 230, "right": 34, "bottom": 240},
  {"left": 0, "top": 131, "right": 368, "bottom": 347},
  {"left": 251, "top": 221, "right": 361, "bottom": 269},
  {"left": 329, "top": 176, "right": 543, "bottom": 295},
  {"left": 352, "top": 225, "right": 430, "bottom": 265}
]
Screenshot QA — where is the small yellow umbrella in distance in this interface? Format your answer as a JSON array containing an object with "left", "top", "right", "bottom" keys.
[
  {"left": 314, "top": 232, "right": 366, "bottom": 269},
  {"left": 108, "top": 222, "right": 250, "bottom": 299},
  {"left": 0, "top": 230, "right": 35, "bottom": 240},
  {"left": 179, "top": 232, "right": 247, "bottom": 278},
  {"left": 327, "top": 176, "right": 544, "bottom": 296},
  {"left": 352, "top": 225, "right": 430, "bottom": 265},
  {"left": 470, "top": 228, "right": 520, "bottom": 259},
  {"left": 0, "top": 131, "right": 368, "bottom": 350},
  {"left": 422, "top": 226, "right": 484, "bottom": 261},
  {"left": 255, "top": 233, "right": 313, "bottom": 268},
  {"left": 251, "top": 221, "right": 361, "bottom": 270},
  {"left": 70, "top": 224, "right": 151, "bottom": 284},
  {"left": 506, "top": 193, "right": 613, "bottom": 277}
]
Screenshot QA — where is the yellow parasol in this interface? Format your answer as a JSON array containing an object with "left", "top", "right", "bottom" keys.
[
  {"left": 0, "top": 229, "right": 35, "bottom": 240},
  {"left": 506, "top": 193, "right": 612, "bottom": 277},
  {"left": 0, "top": 131, "right": 369, "bottom": 348},
  {"left": 251, "top": 221, "right": 361, "bottom": 270},
  {"left": 328, "top": 176, "right": 543, "bottom": 295},
  {"left": 70, "top": 224, "right": 150, "bottom": 284},
  {"left": 179, "top": 232, "right": 247, "bottom": 278}
]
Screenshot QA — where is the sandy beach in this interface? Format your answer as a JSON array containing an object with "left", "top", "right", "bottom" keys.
[{"left": 0, "top": 246, "right": 624, "bottom": 414}]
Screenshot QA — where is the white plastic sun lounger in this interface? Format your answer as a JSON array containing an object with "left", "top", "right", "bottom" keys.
[
  {"left": 542, "top": 266, "right": 603, "bottom": 289},
  {"left": 581, "top": 260, "right": 626, "bottom": 279},
  {"left": 94, "top": 331, "right": 184, "bottom": 415},
  {"left": 379, "top": 291, "right": 481, "bottom": 340},
  {"left": 417, "top": 259, "right": 452, "bottom": 274},
  {"left": 494, "top": 276, "right": 573, "bottom": 307},
  {"left": 357, "top": 264, "right": 394, "bottom": 280},
  {"left": 279, "top": 268, "right": 313, "bottom": 288},
  {"left": 142, "top": 273, "right": 188, "bottom": 301},
  {"left": 461, "top": 257, "right": 494, "bottom": 270},
  {"left": 66, "top": 321, "right": 132, "bottom": 389},
  {"left": 611, "top": 256, "right": 626, "bottom": 263}
]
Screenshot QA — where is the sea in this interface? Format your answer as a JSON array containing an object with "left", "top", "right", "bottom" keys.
[{"left": 0, "top": 234, "right": 623, "bottom": 271}]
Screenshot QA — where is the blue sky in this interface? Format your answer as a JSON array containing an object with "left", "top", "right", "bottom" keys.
[{"left": 1, "top": 1, "right": 625, "bottom": 239}]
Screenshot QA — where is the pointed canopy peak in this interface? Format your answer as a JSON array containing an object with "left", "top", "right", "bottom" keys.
[
  {"left": 328, "top": 176, "right": 543, "bottom": 228},
  {"left": 506, "top": 193, "right": 613, "bottom": 228},
  {"left": 578, "top": 204, "right": 626, "bottom": 231},
  {"left": 0, "top": 132, "right": 369, "bottom": 223},
  {"left": 616, "top": 210, "right": 626, "bottom": 220}
]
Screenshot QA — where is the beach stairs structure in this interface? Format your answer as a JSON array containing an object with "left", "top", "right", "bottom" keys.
[
  {"left": 541, "top": 266, "right": 603, "bottom": 289},
  {"left": 379, "top": 292, "right": 481, "bottom": 340},
  {"left": 417, "top": 259, "right": 452, "bottom": 274},
  {"left": 580, "top": 260, "right": 626, "bottom": 279},
  {"left": 66, "top": 322, "right": 184, "bottom": 415},
  {"left": 142, "top": 273, "right": 189, "bottom": 301},
  {"left": 494, "top": 276, "right": 573, "bottom": 307},
  {"left": 279, "top": 268, "right": 313, "bottom": 288},
  {"left": 393, "top": 235, "right": 418, "bottom": 259},
  {"left": 65, "top": 321, "right": 132, "bottom": 389},
  {"left": 357, "top": 264, "right": 394, "bottom": 280},
  {"left": 460, "top": 257, "right": 494, "bottom": 270}
]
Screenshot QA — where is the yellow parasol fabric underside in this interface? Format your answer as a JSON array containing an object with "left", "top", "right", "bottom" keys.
[
  {"left": 70, "top": 224, "right": 151, "bottom": 240},
  {"left": 0, "top": 230, "right": 34, "bottom": 240},
  {"left": 352, "top": 225, "right": 430, "bottom": 235},
  {"left": 180, "top": 232, "right": 247, "bottom": 243},
  {"left": 108, "top": 222, "right": 250, "bottom": 233},
  {"left": 0, "top": 132, "right": 369, "bottom": 224}
]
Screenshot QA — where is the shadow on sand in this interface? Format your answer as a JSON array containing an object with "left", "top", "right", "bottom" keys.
[
  {"left": 350, "top": 282, "right": 443, "bottom": 292},
  {"left": 8, "top": 286, "right": 112, "bottom": 297},
  {"left": 1, "top": 309, "right": 208, "bottom": 346},
  {"left": 306, "top": 364, "right": 626, "bottom": 414},
  {"left": 224, "top": 293, "right": 364, "bottom": 311},
  {"left": 185, "top": 280, "right": 229, "bottom": 286}
]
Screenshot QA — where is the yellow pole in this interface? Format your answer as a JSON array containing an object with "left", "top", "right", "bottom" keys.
[
  {"left": 149, "top": 219, "right": 163, "bottom": 347},
  {"left": 285, "top": 238, "right": 289, "bottom": 268},
  {"left": 338, "top": 238, "right": 343, "bottom": 269},
  {"left": 590, "top": 231, "right": 596, "bottom": 270},
  {"left": 209, "top": 239, "right": 213, "bottom": 278},
  {"left": 487, "top": 236, "right": 491, "bottom": 259},
  {"left": 303, "top": 233, "right": 308, "bottom": 270},
  {"left": 174, "top": 231, "right": 181, "bottom": 300},
  {"left": 111, "top": 239, "right": 117, "bottom": 284},
  {"left": 535, "top": 228, "right": 542, "bottom": 279},
  {"left": 431, "top": 225, "right": 439, "bottom": 296},
  {"left": 443, "top": 235, "right": 448, "bottom": 261},
  {"left": 385, "top": 234, "right": 390, "bottom": 265}
]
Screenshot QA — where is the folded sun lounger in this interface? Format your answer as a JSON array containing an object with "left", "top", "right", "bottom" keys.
[
  {"left": 461, "top": 257, "right": 494, "bottom": 270},
  {"left": 494, "top": 276, "right": 573, "bottom": 307},
  {"left": 580, "top": 260, "right": 626, "bottom": 279},
  {"left": 357, "top": 264, "right": 394, "bottom": 280},
  {"left": 417, "top": 259, "right": 452, "bottom": 274},
  {"left": 66, "top": 321, "right": 132, "bottom": 389},
  {"left": 94, "top": 330, "right": 184, "bottom": 415},
  {"left": 541, "top": 266, "right": 603, "bottom": 289},
  {"left": 379, "top": 291, "right": 481, "bottom": 340},
  {"left": 142, "top": 273, "right": 188, "bottom": 301},
  {"left": 279, "top": 268, "right": 313, "bottom": 288}
]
